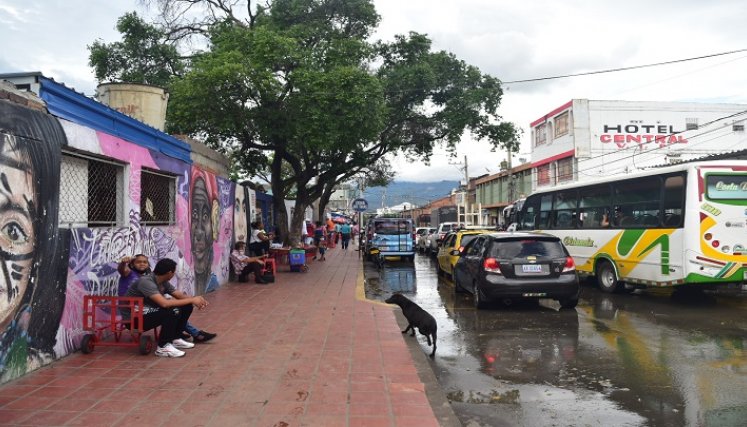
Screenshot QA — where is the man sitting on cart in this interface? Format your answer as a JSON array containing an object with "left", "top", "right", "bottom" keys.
[{"left": 124, "top": 258, "right": 208, "bottom": 358}]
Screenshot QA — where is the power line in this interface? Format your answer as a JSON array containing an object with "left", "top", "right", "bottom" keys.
[{"left": 502, "top": 48, "right": 747, "bottom": 85}]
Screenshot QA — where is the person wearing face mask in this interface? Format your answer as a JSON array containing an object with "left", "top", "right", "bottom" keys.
[{"left": 118, "top": 255, "right": 216, "bottom": 343}]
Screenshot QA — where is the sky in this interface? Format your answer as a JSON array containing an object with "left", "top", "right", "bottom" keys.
[{"left": 2, "top": 0, "right": 747, "bottom": 182}]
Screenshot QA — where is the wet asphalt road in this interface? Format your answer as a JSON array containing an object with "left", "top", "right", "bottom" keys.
[{"left": 363, "top": 253, "right": 747, "bottom": 427}]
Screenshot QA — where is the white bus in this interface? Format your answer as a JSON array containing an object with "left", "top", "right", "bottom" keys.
[{"left": 516, "top": 160, "right": 747, "bottom": 293}]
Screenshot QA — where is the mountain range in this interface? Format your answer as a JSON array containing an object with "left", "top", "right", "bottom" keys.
[{"left": 361, "top": 180, "right": 460, "bottom": 209}]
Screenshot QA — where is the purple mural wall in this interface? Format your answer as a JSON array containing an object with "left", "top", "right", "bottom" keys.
[{"left": 0, "top": 99, "right": 236, "bottom": 383}]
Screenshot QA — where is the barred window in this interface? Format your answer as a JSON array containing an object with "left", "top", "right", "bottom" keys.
[
  {"left": 140, "top": 169, "right": 176, "bottom": 225},
  {"left": 557, "top": 157, "right": 574, "bottom": 183},
  {"left": 59, "top": 153, "right": 125, "bottom": 227},
  {"left": 534, "top": 123, "right": 547, "bottom": 147},
  {"left": 537, "top": 164, "right": 551, "bottom": 186},
  {"left": 686, "top": 118, "right": 698, "bottom": 130},
  {"left": 554, "top": 112, "right": 569, "bottom": 137}
]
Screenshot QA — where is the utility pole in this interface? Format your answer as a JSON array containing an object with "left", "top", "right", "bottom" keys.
[{"left": 507, "top": 144, "right": 515, "bottom": 203}]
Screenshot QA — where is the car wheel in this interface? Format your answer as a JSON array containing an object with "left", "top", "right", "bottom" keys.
[
  {"left": 558, "top": 298, "right": 579, "bottom": 309},
  {"left": 597, "top": 260, "right": 622, "bottom": 293},
  {"left": 473, "top": 283, "right": 487, "bottom": 309}
]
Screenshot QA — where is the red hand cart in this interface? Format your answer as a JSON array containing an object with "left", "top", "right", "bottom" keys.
[{"left": 80, "top": 296, "right": 159, "bottom": 355}]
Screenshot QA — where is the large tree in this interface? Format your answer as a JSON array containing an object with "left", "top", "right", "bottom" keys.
[{"left": 93, "top": 0, "right": 519, "bottom": 244}]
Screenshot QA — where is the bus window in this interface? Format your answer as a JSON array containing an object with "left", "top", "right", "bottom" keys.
[
  {"left": 662, "top": 174, "right": 685, "bottom": 227},
  {"left": 520, "top": 196, "right": 540, "bottom": 230},
  {"left": 552, "top": 190, "right": 578, "bottom": 229},
  {"left": 538, "top": 195, "right": 553, "bottom": 229},
  {"left": 579, "top": 185, "right": 611, "bottom": 228},
  {"left": 613, "top": 177, "right": 661, "bottom": 227}
]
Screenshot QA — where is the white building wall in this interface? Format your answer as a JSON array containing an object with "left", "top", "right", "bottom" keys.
[{"left": 530, "top": 99, "right": 747, "bottom": 190}]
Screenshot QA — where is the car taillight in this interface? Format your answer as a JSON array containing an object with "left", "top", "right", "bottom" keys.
[
  {"left": 483, "top": 257, "right": 502, "bottom": 274},
  {"left": 562, "top": 256, "right": 575, "bottom": 273}
]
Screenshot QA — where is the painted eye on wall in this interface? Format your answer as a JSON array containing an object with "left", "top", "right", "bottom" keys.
[{"left": 2, "top": 222, "right": 29, "bottom": 243}]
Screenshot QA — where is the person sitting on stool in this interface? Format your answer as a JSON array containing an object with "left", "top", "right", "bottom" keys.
[{"left": 231, "top": 241, "right": 268, "bottom": 284}]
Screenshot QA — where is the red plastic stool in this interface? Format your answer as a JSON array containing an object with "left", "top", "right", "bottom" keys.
[{"left": 262, "top": 258, "right": 277, "bottom": 275}]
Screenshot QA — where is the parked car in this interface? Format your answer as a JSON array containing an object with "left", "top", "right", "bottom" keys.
[
  {"left": 417, "top": 227, "right": 436, "bottom": 253},
  {"left": 453, "top": 232, "right": 580, "bottom": 309},
  {"left": 426, "top": 222, "right": 462, "bottom": 255},
  {"left": 436, "top": 229, "right": 492, "bottom": 277}
]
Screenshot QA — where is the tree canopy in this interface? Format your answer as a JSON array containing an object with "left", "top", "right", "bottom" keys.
[{"left": 89, "top": 0, "right": 519, "bottom": 243}]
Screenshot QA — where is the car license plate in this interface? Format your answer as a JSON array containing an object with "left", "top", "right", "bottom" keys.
[
  {"left": 522, "top": 292, "right": 546, "bottom": 297},
  {"left": 522, "top": 264, "right": 543, "bottom": 273}
]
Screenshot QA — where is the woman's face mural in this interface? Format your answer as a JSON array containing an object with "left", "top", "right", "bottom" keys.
[
  {"left": 234, "top": 186, "right": 247, "bottom": 243},
  {"left": 191, "top": 176, "right": 213, "bottom": 280},
  {"left": 0, "top": 135, "right": 35, "bottom": 330}
]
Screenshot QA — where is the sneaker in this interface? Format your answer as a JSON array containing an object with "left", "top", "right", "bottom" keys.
[
  {"left": 172, "top": 338, "right": 195, "bottom": 349},
  {"left": 255, "top": 277, "right": 268, "bottom": 284},
  {"left": 155, "top": 343, "right": 185, "bottom": 358},
  {"left": 194, "top": 331, "right": 217, "bottom": 343}
]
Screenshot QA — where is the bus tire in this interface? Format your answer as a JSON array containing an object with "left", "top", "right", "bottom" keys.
[{"left": 597, "top": 260, "right": 622, "bottom": 293}]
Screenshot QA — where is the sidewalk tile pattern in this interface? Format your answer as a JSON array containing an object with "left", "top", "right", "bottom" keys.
[{"left": 0, "top": 246, "right": 440, "bottom": 427}]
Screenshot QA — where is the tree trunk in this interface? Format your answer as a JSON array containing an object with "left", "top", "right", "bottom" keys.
[
  {"left": 289, "top": 200, "right": 308, "bottom": 247},
  {"left": 316, "top": 182, "right": 334, "bottom": 220},
  {"left": 269, "top": 154, "right": 290, "bottom": 246}
]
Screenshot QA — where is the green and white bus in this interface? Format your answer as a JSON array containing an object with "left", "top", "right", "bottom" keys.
[{"left": 516, "top": 160, "right": 747, "bottom": 293}]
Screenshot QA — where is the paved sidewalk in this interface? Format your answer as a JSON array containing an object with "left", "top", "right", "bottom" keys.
[{"left": 0, "top": 246, "right": 443, "bottom": 426}]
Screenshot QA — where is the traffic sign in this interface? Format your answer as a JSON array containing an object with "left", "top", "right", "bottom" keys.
[{"left": 351, "top": 198, "right": 368, "bottom": 212}]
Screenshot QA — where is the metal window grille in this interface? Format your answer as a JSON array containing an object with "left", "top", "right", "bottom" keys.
[
  {"left": 686, "top": 118, "right": 699, "bottom": 130},
  {"left": 59, "top": 153, "right": 124, "bottom": 228},
  {"left": 140, "top": 169, "right": 176, "bottom": 225}
]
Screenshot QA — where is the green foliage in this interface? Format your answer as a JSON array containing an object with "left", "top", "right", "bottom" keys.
[
  {"left": 88, "top": 12, "right": 184, "bottom": 87},
  {"left": 98, "top": 0, "right": 519, "bottom": 242}
]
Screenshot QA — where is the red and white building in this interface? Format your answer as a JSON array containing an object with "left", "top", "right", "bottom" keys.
[{"left": 529, "top": 99, "right": 747, "bottom": 190}]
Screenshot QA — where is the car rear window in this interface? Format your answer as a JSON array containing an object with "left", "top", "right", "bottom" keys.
[{"left": 489, "top": 238, "right": 567, "bottom": 259}]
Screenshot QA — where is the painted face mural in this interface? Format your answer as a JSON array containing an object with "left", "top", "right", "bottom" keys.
[
  {"left": 234, "top": 186, "right": 248, "bottom": 244},
  {"left": 190, "top": 169, "right": 219, "bottom": 295},
  {"left": 0, "top": 101, "right": 65, "bottom": 383},
  {"left": 0, "top": 135, "right": 35, "bottom": 330}
]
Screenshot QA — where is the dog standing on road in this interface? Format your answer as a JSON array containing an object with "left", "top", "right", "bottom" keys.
[{"left": 385, "top": 293, "right": 437, "bottom": 358}]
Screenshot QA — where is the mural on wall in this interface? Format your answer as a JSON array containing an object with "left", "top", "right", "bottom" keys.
[
  {"left": 189, "top": 168, "right": 234, "bottom": 295},
  {"left": 0, "top": 102, "right": 68, "bottom": 382},
  {"left": 234, "top": 185, "right": 248, "bottom": 245},
  {"left": 0, "top": 99, "right": 238, "bottom": 383}
]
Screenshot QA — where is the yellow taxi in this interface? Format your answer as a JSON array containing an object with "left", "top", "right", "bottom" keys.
[{"left": 436, "top": 228, "right": 493, "bottom": 277}]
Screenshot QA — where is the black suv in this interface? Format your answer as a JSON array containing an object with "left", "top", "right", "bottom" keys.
[{"left": 453, "top": 232, "right": 580, "bottom": 309}]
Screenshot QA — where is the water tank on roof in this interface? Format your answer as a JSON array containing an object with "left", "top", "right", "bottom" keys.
[{"left": 96, "top": 82, "right": 169, "bottom": 130}]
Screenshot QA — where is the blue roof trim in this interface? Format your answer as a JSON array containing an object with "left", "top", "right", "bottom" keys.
[{"left": 38, "top": 77, "right": 191, "bottom": 164}]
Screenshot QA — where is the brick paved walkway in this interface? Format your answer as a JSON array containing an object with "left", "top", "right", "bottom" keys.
[{"left": 0, "top": 246, "right": 441, "bottom": 426}]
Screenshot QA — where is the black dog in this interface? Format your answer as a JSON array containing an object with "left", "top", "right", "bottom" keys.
[{"left": 385, "top": 293, "right": 437, "bottom": 358}]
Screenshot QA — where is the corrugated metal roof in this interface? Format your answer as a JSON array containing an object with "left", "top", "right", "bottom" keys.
[{"left": 38, "top": 76, "right": 191, "bottom": 164}]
